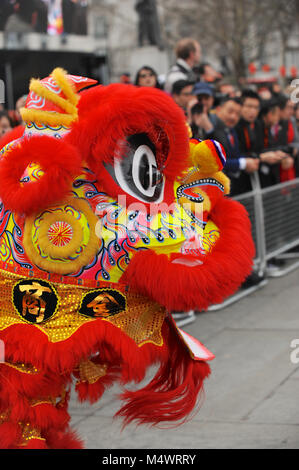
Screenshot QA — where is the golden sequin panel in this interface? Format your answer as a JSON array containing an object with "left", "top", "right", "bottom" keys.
[{"left": 0, "top": 268, "right": 166, "bottom": 346}]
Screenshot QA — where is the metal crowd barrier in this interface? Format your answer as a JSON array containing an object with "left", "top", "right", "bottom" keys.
[
  {"left": 262, "top": 177, "right": 299, "bottom": 277},
  {"left": 175, "top": 174, "right": 299, "bottom": 324},
  {"left": 208, "top": 174, "right": 299, "bottom": 312}
]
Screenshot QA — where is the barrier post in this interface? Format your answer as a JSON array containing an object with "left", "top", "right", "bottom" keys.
[
  {"left": 208, "top": 172, "right": 268, "bottom": 312},
  {"left": 250, "top": 172, "right": 267, "bottom": 276}
]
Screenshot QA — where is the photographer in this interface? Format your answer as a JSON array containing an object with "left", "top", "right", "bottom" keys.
[
  {"left": 171, "top": 79, "right": 195, "bottom": 116},
  {"left": 188, "top": 82, "right": 215, "bottom": 139}
]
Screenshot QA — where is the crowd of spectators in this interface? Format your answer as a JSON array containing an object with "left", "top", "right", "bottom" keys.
[
  {"left": 2, "top": 36, "right": 299, "bottom": 198},
  {"left": 2, "top": 36, "right": 299, "bottom": 197},
  {"left": 128, "top": 37, "right": 299, "bottom": 200},
  {"left": 126, "top": 37, "right": 299, "bottom": 286}
]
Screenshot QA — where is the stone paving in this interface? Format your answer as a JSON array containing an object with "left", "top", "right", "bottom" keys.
[{"left": 69, "top": 269, "right": 299, "bottom": 449}]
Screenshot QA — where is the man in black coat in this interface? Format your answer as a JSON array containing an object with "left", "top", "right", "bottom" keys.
[
  {"left": 210, "top": 96, "right": 259, "bottom": 196},
  {"left": 257, "top": 98, "right": 285, "bottom": 188},
  {"left": 235, "top": 90, "right": 264, "bottom": 194}
]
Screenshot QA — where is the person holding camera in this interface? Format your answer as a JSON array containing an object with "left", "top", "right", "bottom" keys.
[
  {"left": 188, "top": 82, "right": 215, "bottom": 139},
  {"left": 171, "top": 79, "right": 195, "bottom": 116}
]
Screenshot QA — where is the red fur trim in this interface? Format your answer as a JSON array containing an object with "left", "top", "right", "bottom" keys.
[
  {"left": 0, "top": 367, "right": 71, "bottom": 441},
  {"left": 121, "top": 197, "right": 255, "bottom": 311},
  {"left": 0, "top": 318, "right": 162, "bottom": 375},
  {"left": 26, "top": 404, "right": 70, "bottom": 431},
  {"left": 0, "top": 135, "right": 82, "bottom": 215},
  {"left": 0, "top": 125, "right": 24, "bottom": 150},
  {"left": 45, "top": 428, "right": 84, "bottom": 449},
  {"left": 19, "top": 438, "right": 49, "bottom": 449},
  {"left": 0, "top": 363, "right": 68, "bottom": 399},
  {"left": 75, "top": 364, "right": 121, "bottom": 404},
  {"left": 67, "top": 84, "right": 189, "bottom": 205},
  {"left": 116, "top": 318, "right": 210, "bottom": 426},
  {"left": 0, "top": 312, "right": 210, "bottom": 428},
  {"left": 0, "top": 422, "right": 22, "bottom": 449}
]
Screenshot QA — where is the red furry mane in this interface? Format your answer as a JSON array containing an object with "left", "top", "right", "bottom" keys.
[{"left": 67, "top": 84, "right": 190, "bottom": 206}]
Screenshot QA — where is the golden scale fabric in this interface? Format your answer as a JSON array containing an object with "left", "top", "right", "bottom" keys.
[{"left": 0, "top": 267, "right": 165, "bottom": 346}]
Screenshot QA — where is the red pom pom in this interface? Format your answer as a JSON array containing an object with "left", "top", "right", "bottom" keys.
[{"left": 0, "top": 135, "right": 82, "bottom": 215}]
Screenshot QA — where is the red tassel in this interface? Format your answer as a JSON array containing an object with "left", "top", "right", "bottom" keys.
[{"left": 116, "top": 319, "right": 210, "bottom": 426}]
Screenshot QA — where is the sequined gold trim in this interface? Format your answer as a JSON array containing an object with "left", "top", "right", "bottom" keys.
[
  {"left": 3, "top": 361, "right": 39, "bottom": 375},
  {"left": 78, "top": 359, "right": 107, "bottom": 385},
  {"left": 19, "top": 422, "right": 45, "bottom": 446},
  {"left": 106, "top": 299, "right": 165, "bottom": 347},
  {"left": 30, "top": 397, "right": 57, "bottom": 407},
  {"left": 0, "top": 409, "right": 10, "bottom": 424},
  {"left": 57, "top": 386, "right": 67, "bottom": 408},
  {"left": 0, "top": 268, "right": 166, "bottom": 346}
]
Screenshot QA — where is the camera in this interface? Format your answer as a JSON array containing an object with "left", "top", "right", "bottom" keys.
[{"left": 190, "top": 102, "right": 204, "bottom": 116}]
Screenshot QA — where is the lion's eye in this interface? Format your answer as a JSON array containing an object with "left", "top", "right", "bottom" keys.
[
  {"left": 131, "top": 144, "right": 163, "bottom": 196},
  {"left": 106, "top": 133, "right": 165, "bottom": 203}
]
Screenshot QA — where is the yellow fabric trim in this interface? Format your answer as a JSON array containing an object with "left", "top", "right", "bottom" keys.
[
  {"left": 23, "top": 198, "right": 100, "bottom": 275},
  {"left": 186, "top": 123, "right": 192, "bottom": 138},
  {"left": 150, "top": 241, "right": 183, "bottom": 255},
  {"left": 212, "top": 171, "right": 231, "bottom": 195},
  {"left": 51, "top": 67, "right": 79, "bottom": 106},
  {"left": 20, "top": 108, "right": 75, "bottom": 127},
  {"left": 29, "top": 79, "right": 78, "bottom": 117},
  {"left": 190, "top": 141, "right": 221, "bottom": 173},
  {"left": 20, "top": 68, "right": 80, "bottom": 126}
]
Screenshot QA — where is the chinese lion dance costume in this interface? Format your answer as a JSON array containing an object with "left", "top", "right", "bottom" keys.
[{"left": 0, "top": 69, "right": 254, "bottom": 448}]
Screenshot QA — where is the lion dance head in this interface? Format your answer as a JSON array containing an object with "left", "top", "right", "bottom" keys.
[{"left": 0, "top": 69, "right": 254, "bottom": 448}]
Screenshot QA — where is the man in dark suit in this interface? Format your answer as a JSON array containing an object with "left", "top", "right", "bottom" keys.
[
  {"left": 210, "top": 96, "right": 259, "bottom": 196},
  {"left": 257, "top": 98, "right": 285, "bottom": 188},
  {"left": 210, "top": 96, "right": 265, "bottom": 287},
  {"left": 235, "top": 89, "right": 263, "bottom": 194}
]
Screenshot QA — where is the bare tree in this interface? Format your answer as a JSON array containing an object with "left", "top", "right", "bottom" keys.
[
  {"left": 272, "top": 0, "right": 297, "bottom": 69},
  {"left": 158, "top": 0, "right": 298, "bottom": 82}
]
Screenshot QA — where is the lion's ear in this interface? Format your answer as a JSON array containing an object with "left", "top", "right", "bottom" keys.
[{"left": 189, "top": 139, "right": 226, "bottom": 174}]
